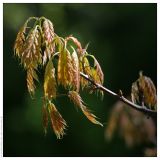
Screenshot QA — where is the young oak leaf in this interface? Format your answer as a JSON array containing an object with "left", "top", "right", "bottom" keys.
[
  {"left": 21, "top": 27, "right": 42, "bottom": 69},
  {"left": 14, "top": 17, "right": 39, "bottom": 59},
  {"left": 14, "top": 24, "right": 26, "bottom": 58},
  {"left": 66, "top": 35, "right": 83, "bottom": 54},
  {"left": 79, "top": 56, "right": 92, "bottom": 89},
  {"left": 48, "top": 102, "right": 67, "bottom": 139},
  {"left": 68, "top": 91, "right": 103, "bottom": 126},
  {"left": 93, "top": 56, "right": 104, "bottom": 84},
  {"left": 58, "top": 48, "right": 73, "bottom": 89},
  {"left": 71, "top": 46, "right": 80, "bottom": 92},
  {"left": 26, "top": 67, "right": 38, "bottom": 96},
  {"left": 80, "top": 54, "right": 104, "bottom": 98},
  {"left": 44, "top": 59, "right": 57, "bottom": 100},
  {"left": 89, "top": 68, "right": 104, "bottom": 99},
  {"left": 42, "top": 18, "right": 55, "bottom": 64},
  {"left": 86, "top": 54, "right": 104, "bottom": 85}
]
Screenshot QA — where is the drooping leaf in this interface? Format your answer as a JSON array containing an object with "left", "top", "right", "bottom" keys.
[
  {"left": 21, "top": 27, "right": 42, "bottom": 69},
  {"left": 79, "top": 55, "right": 104, "bottom": 98},
  {"left": 44, "top": 59, "right": 57, "bottom": 100},
  {"left": 26, "top": 67, "right": 38, "bottom": 96},
  {"left": 66, "top": 35, "right": 83, "bottom": 54},
  {"left": 54, "top": 35, "right": 64, "bottom": 52},
  {"left": 93, "top": 56, "right": 104, "bottom": 84},
  {"left": 71, "top": 47, "right": 80, "bottom": 92},
  {"left": 83, "top": 56, "right": 92, "bottom": 77},
  {"left": 81, "top": 105, "right": 103, "bottom": 126},
  {"left": 68, "top": 91, "right": 103, "bottom": 126},
  {"left": 42, "top": 18, "right": 55, "bottom": 64},
  {"left": 48, "top": 102, "right": 67, "bottom": 139},
  {"left": 14, "top": 24, "right": 26, "bottom": 58},
  {"left": 58, "top": 48, "right": 73, "bottom": 89},
  {"left": 89, "top": 68, "right": 104, "bottom": 99},
  {"left": 79, "top": 56, "right": 91, "bottom": 89},
  {"left": 14, "top": 17, "right": 39, "bottom": 59},
  {"left": 86, "top": 54, "right": 104, "bottom": 85}
]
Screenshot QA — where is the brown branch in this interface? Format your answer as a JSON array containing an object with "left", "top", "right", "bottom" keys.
[{"left": 80, "top": 72, "right": 157, "bottom": 117}]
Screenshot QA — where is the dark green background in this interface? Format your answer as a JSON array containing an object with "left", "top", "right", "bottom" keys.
[{"left": 3, "top": 3, "right": 157, "bottom": 157}]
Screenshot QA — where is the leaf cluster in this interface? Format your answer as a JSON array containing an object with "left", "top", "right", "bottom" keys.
[{"left": 14, "top": 17, "right": 104, "bottom": 139}]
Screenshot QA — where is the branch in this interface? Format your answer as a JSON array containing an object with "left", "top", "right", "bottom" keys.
[{"left": 80, "top": 72, "right": 157, "bottom": 117}]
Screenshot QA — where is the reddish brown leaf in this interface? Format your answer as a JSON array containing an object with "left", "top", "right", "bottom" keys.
[
  {"left": 48, "top": 103, "right": 67, "bottom": 139},
  {"left": 42, "top": 18, "right": 55, "bottom": 64},
  {"left": 68, "top": 91, "right": 103, "bottom": 126},
  {"left": 26, "top": 68, "right": 38, "bottom": 96},
  {"left": 66, "top": 35, "right": 82, "bottom": 53}
]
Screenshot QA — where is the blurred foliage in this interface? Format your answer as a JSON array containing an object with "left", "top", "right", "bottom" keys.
[
  {"left": 105, "top": 98, "right": 156, "bottom": 156},
  {"left": 131, "top": 71, "right": 157, "bottom": 110},
  {"left": 3, "top": 3, "right": 156, "bottom": 156}
]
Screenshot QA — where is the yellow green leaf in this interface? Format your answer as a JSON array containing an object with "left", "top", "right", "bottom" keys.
[{"left": 44, "top": 60, "right": 56, "bottom": 100}]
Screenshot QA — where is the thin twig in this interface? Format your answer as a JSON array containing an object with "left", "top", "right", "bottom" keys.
[{"left": 80, "top": 72, "right": 157, "bottom": 117}]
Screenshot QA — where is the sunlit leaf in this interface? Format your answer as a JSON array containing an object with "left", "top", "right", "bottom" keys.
[
  {"left": 58, "top": 48, "right": 73, "bottom": 89},
  {"left": 44, "top": 59, "right": 56, "bottom": 100}
]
